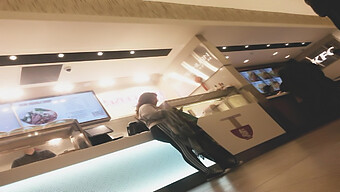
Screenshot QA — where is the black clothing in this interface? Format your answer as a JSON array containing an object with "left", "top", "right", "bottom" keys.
[
  {"left": 278, "top": 60, "right": 340, "bottom": 122},
  {"left": 150, "top": 124, "right": 237, "bottom": 171},
  {"left": 11, "top": 150, "right": 56, "bottom": 168},
  {"left": 305, "top": 0, "right": 340, "bottom": 29}
]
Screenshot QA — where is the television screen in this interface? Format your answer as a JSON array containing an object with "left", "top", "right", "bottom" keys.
[
  {"left": 11, "top": 91, "right": 110, "bottom": 127},
  {"left": 240, "top": 67, "right": 282, "bottom": 95}
]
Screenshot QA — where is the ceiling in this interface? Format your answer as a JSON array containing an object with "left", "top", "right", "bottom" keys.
[{"left": 0, "top": 0, "right": 337, "bottom": 101}]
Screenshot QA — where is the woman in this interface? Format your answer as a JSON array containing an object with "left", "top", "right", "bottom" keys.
[{"left": 136, "top": 92, "right": 239, "bottom": 180}]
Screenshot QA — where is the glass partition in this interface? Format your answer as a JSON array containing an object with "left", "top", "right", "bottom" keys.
[{"left": 0, "top": 119, "right": 91, "bottom": 172}]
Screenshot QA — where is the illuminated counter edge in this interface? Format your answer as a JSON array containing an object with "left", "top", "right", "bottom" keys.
[{"left": 0, "top": 132, "right": 153, "bottom": 186}]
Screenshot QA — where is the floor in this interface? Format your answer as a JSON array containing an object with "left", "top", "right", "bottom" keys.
[{"left": 188, "top": 118, "right": 340, "bottom": 192}]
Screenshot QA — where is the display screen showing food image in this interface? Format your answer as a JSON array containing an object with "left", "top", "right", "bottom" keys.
[
  {"left": 20, "top": 108, "right": 58, "bottom": 125},
  {"left": 240, "top": 67, "right": 283, "bottom": 95},
  {"left": 12, "top": 91, "right": 110, "bottom": 127}
]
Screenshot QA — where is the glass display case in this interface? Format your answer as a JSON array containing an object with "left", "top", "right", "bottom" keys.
[
  {"left": 0, "top": 119, "right": 91, "bottom": 172},
  {"left": 163, "top": 86, "right": 250, "bottom": 118}
]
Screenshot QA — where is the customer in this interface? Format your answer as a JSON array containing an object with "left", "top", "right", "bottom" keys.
[
  {"left": 136, "top": 92, "right": 239, "bottom": 180},
  {"left": 278, "top": 59, "right": 340, "bottom": 124}
]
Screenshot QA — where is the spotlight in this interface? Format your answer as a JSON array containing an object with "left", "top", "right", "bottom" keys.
[
  {"left": 58, "top": 53, "right": 64, "bottom": 58},
  {"left": 9, "top": 55, "right": 17, "bottom": 60}
]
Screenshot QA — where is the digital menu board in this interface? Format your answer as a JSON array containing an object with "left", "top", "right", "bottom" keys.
[
  {"left": 240, "top": 68, "right": 282, "bottom": 94},
  {"left": 0, "top": 91, "right": 110, "bottom": 132},
  {"left": 0, "top": 104, "right": 21, "bottom": 132}
]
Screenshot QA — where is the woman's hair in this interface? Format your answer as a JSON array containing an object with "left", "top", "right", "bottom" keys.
[{"left": 136, "top": 92, "right": 157, "bottom": 116}]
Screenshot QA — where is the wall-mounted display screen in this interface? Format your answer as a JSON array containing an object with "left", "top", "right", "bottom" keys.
[
  {"left": 240, "top": 68, "right": 282, "bottom": 95},
  {"left": 0, "top": 91, "right": 110, "bottom": 132},
  {"left": 0, "top": 104, "right": 22, "bottom": 133}
]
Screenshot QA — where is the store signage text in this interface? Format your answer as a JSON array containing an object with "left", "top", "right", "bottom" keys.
[{"left": 311, "top": 46, "right": 334, "bottom": 64}]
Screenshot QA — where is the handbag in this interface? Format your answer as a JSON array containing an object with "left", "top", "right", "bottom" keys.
[{"left": 127, "top": 120, "right": 149, "bottom": 136}]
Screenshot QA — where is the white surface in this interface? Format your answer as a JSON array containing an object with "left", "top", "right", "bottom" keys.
[{"left": 197, "top": 103, "right": 285, "bottom": 154}]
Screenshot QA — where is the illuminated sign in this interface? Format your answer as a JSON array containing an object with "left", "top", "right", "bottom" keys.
[{"left": 307, "top": 46, "right": 334, "bottom": 66}]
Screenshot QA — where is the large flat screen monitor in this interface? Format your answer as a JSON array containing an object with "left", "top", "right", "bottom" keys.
[
  {"left": 0, "top": 91, "right": 110, "bottom": 132},
  {"left": 0, "top": 104, "right": 22, "bottom": 133},
  {"left": 240, "top": 67, "right": 282, "bottom": 95}
]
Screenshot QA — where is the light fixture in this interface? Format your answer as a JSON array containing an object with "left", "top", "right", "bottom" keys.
[
  {"left": 273, "top": 52, "right": 278, "bottom": 56},
  {"left": 222, "top": 46, "right": 227, "bottom": 50},
  {"left": 54, "top": 82, "right": 74, "bottom": 92},
  {"left": 133, "top": 75, "right": 150, "bottom": 83},
  {"left": 285, "top": 55, "right": 290, "bottom": 59},
  {"left": 181, "top": 62, "right": 209, "bottom": 80},
  {"left": 302, "top": 42, "right": 306, "bottom": 45},
  {"left": 48, "top": 138, "right": 62, "bottom": 146},
  {"left": 245, "top": 45, "right": 249, "bottom": 48},
  {"left": 9, "top": 55, "right": 17, "bottom": 60},
  {"left": 130, "top": 51, "right": 135, "bottom": 54},
  {"left": 266, "top": 44, "right": 270, "bottom": 47},
  {"left": 97, "top": 52, "right": 103, "bottom": 56},
  {"left": 225, "top": 56, "right": 229, "bottom": 59},
  {"left": 98, "top": 78, "right": 115, "bottom": 87},
  {"left": 58, "top": 53, "right": 64, "bottom": 58},
  {"left": 167, "top": 72, "right": 200, "bottom": 86},
  {"left": 243, "top": 59, "right": 249, "bottom": 63},
  {"left": 285, "top": 43, "right": 289, "bottom": 46}
]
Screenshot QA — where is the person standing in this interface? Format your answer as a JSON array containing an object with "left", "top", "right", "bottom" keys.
[{"left": 136, "top": 92, "right": 239, "bottom": 180}]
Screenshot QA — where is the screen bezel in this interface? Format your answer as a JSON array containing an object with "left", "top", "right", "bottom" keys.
[{"left": 9, "top": 90, "right": 111, "bottom": 128}]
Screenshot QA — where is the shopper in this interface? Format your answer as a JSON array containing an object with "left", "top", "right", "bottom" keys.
[
  {"left": 136, "top": 92, "right": 239, "bottom": 180},
  {"left": 278, "top": 60, "right": 340, "bottom": 124}
]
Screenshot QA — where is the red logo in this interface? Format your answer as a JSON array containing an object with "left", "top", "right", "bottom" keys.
[
  {"left": 220, "top": 114, "right": 253, "bottom": 140},
  {"left": 230, "top": 125, "right": 253, "bottom": 140}
]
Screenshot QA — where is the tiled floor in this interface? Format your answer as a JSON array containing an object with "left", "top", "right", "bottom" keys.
[{"left": 188, "top": 118, "right": 340, "bottom": 192}]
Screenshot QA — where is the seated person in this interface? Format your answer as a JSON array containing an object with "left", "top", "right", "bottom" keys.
[{"left": 11, "top": 148, "right": 56, "bottom": 168}]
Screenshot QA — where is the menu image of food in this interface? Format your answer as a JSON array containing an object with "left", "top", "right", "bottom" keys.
[
  {"left": 12, "top": 92, "right": 109, "bottom": 127},
  {"left": 20, "top": 108, "right": 58, "bottom": 125}
]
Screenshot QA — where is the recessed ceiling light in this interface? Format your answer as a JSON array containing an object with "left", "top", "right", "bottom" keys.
[
  {"left": 273, "top": 52, "right": 278, "bottom": 56},
  {"left": 225, "top": 56, "right": 229, "bottom": 59},
  {"left": 58, "top": 53, "right": 64, "bottom": 58},
  {"left": 243, "top": 59, "right": 249, "bottom": 63},
  {"left": 54, "top": 82, "right": 74, "bottom": 92},
  {"left": 133, "top": 75, "right": 150, "bottom": 83},
  {"left": 285, "top": 43, "right": 289, "bottom": 46},
  {"left": 130, "top": 51, "right": 135, "bottom": 54},
  {"left": 245, "top": 45, "right": 249, "bottom": 48},
  {"left": 267, "top": 44, "right": 270, "bottom": 47},
  {"left": 9, "top": 55, "right": 17, "bottom": 60},
  {"left": 285, "top": 55, "right": 290, "bottom": 59},
  {"left": 97, "top": 52, "right": 103, "bottom": 56},
  {"left": 222, "top": 46, "right": 227, "bottom": 50},
  {"left": 98, "top": 78, "right": 115, "bottom": 87}
]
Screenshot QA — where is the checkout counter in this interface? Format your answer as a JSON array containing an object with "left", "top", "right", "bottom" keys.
[
  {"left": 0, "top": 88, "right": 286, "bottom": 191},
  {"left": 164, "top": 87, "right": 286, "bottom": 155}
]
